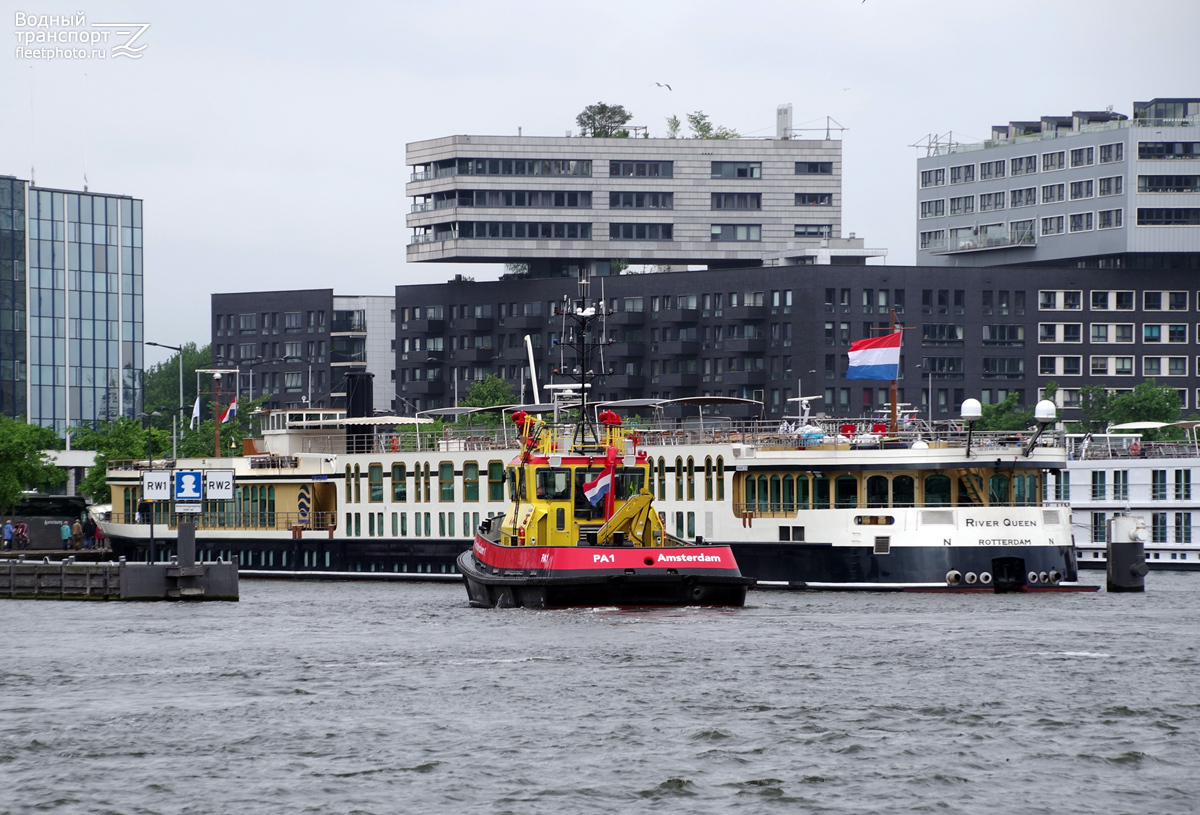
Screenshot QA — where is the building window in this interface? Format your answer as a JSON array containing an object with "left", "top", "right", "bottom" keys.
[
  {"left": 711, "top": 193, "right": 762, "bottom": 210},
  {"left": 979, "top": 160, "right": 1005, "bottom": 180},
  {"left": 795, "top": 193, "right": 833, "bottom": 206},
  {"left": 1099, "top": 143, "right": 1124, "bottom": 164},
  {"left": 1138, "top": 175, "right": 1200, "bottom": 193},
  {"left": 794, "top": 224, "right": 832, "bottom": 237},
  {"left": 1098, "top": 209, "right": 1123, "bottom": 229},
  {"left": 1098, "top": 176, "right": 1123, "bottom": 196},
  {"left": 1070, "top": 146, "right": 1095, "bottom": 167},
  {"left": 1041, "top": 183, "right": 1065, "bottom": 203},
  {"left": 920, "top": 200, "right": 945, "bottom": 219},
  {"left": 1069, "top": 212, "right": 1094, "bottom": 233},
  {"left": 982, "top": 358, "right": 1024, "bottom": 379},
  {"left": 712, "top": 162, "right": 761, "bottom": 179},
  {"left": 920, "top": 168, "right": 946, "bottom": 188},
  {"left": 919, "top": 230, "right": 945, "bottom": 250},
  {"left": 1042, "top": 151, "right": 1065, "bottom": 171},
  {"left": 711, "top": 224, "right": 761, "bottom": 241},
  {"left": 979, "top": 192, "right": 1006, "bottom": 211},
  {"left": 1041, "top": 216, "right": 1064, "bottom": 236},
  {"left": 1069, "top": 180, "right": 1094, "bottom": 200},
  {"left": 1138, "top": 141, "right": 1200, "bottom": 160},
  {"left": 795, "top": 162, "right": 833, "bottom": 175},
  {"left": 1010, "top": 188, "right": 1036, "bottom": 208},
  {"left": 610, "top": 223, "right": 674, "bottom": 240},
  {"left": 459, "top": 221, "right": 592, "bottom": 239},
  {"left": 949, "top": 164, "right": 975, "bottom": 184},
  {"left": 948, "top": 196, "right": 975, "bottom": 215},
  {"left": 463, "top": 190, "right": 592, "bottom": 207},
  {"left": 1011, "top": 155, "right": 1038, "bottom": 175},
  {"left": 1137, "top": 208, "right": 1200, "bottom": 226},
  {"left": 608, "top": 160, "right": 672, "bottom": 178}
]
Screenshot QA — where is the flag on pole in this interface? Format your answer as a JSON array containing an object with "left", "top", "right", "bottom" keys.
[
  {"left": 219, "top": 397, "right": 238, "bottom": 424},
  {"left": 189, "top": 396, "right": 201, "bottom": 430},
  {"left": 582, "top": 466, "right": 614, "bottom": 507},
  {"left": 847, "top": 332, "right": 902, "bottom": 381}
]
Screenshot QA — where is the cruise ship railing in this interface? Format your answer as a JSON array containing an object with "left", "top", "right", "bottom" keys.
[{"left": 109, "top": 510, "right": 337, "bottom": 531}]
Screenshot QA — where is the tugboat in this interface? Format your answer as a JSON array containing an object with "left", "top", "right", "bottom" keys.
[{"left": 458, "top": 297, "right": 751, "bottom": 609}]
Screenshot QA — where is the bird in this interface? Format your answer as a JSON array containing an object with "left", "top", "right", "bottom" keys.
[{"left": 652, "top": 82, "right": 672, "bottom": 91}]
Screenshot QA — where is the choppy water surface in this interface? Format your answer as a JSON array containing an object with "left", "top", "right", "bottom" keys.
[{"left": 2, "top": 573, "right": 1198, "bottom": 814}]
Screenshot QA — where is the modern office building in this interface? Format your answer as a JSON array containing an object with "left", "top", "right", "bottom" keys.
[
  {"left": 0, "top": 175, "right": 144, "bottom": 432},
  {"left": 406, "top": 132, "right": 874, "bottom": 277},
  {"left": 210, "top": 290, "right": 393, "bottom": 413},
  {"left": 916, "top": 98, "right": 1200, "bottom": 269},
  {"left": 393, "top": 264, "right": 1200, "bottom": 419}
]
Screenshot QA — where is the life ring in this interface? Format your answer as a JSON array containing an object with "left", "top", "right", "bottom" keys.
[
  {"left": 1130, "top": 441, "right": 1141, "bottom": 455},
  {"left": 444, "top": 427, "right": 454, "bottom": 438},
  {"left": 389, "top": 436, "right": 399, "bottom": 452}
]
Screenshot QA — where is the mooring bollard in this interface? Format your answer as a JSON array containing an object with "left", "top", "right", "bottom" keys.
[{"left": 1107, "top": 514, "right": 1149, "bottom": 593}]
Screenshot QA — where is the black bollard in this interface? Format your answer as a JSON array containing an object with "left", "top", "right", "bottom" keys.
[{"left": 1107, "top": 515, "right": 1149, "bottom": 593}]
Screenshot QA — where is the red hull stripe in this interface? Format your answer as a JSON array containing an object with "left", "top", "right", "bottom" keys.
[{"left": 473, "top": 535, "right": 739, "bottom": 571}]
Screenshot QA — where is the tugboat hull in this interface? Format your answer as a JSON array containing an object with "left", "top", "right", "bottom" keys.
[{"left": 458, "top": 538, "right": 750, "bottom": 609}]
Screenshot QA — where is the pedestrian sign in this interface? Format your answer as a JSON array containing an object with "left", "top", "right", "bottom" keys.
[{"left": 174, "top": 470, "right": 203, "bottom": 501}]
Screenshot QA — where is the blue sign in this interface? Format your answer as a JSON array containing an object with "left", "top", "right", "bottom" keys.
[{"left": 174, "top": 470, "right": 203, "bottom": 501}]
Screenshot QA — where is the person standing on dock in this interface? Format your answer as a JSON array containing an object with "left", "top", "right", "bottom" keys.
[
  {"left": 82, "top": 516, "right": 97, "bottom": 550},
  {"left": 60, "top": 521, "right": 71, "bottom": 550},
  {"left": 3, "top": 520, "right": 12, "bottom": 551},
  {"left": 71, "top": 519, "right": 84, "bottom": 550}
]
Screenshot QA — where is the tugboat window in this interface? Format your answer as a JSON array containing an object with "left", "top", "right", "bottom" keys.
[
  {"left": 536, "top": 468, "right": 572, "bottom": 500},
  {"left": 574, "top": 468, "right": 605, "bottom": 519}
]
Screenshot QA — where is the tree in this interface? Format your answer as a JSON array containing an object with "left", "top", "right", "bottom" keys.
[
  {"left": 576, "top": 103, "right": 633, "bottom": 137},
  {"left": 685, "top": 110, "right": 739, "bottom": 139},
  {"left": 665, "top": 115, "right": 681, "bottom": 139},
  {"left": 975, "top": 392, "right": 1036, "bottom": 432},
  {"left": 72, "top": 417, "right": 165, "bottom": 503},
  {"left": 142, "top": 343, "right": 212, "bottom": 432},
  {"left": 0, "top": 417, "right": 66, "bottom": 514},
  {"left": 461, "top": 375, "right": 514, "bottom": 408}
]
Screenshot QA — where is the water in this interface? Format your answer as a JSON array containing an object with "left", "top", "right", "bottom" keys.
[{"left": 2, "top": 573, "right": 1198, "bottom": 814}]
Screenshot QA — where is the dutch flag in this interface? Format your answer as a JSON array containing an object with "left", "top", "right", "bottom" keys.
[
  {"left": 582, "top": 467, "right": 614, "bottom": 507},
  {"left": 846, "top": 332, "right": 902, "bottom": 381},
  {"left": 219, "top": 397, "right": 238, "bottom": 424}
]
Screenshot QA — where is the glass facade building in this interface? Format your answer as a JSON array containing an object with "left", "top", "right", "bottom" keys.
[{"left": 0, "top": 176, "right": 143, "bottom": 431}]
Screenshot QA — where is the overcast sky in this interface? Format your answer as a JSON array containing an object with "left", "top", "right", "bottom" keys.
[{"left": 4, "top": 0, "right": 1198, "bottom": 366}]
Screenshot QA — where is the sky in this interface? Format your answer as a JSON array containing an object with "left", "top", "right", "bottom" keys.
[{"left": 3, "top": 0, "right": 1198, "bottom": 367}]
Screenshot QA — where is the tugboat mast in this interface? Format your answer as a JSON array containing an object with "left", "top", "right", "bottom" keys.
[{"left": 553, "top": 278, "right": 613, "bottom": 454}]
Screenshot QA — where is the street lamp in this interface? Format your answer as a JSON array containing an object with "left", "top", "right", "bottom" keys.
[
  {"left": 147, "top": 341, "right": 183, "bottom": 458},
  {"left": 138, "top": 410, "right": 161, "bottom": 562}
]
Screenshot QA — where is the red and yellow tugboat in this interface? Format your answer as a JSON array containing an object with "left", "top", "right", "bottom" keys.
[{"left": 459, "top": 299, "right": 751, "bottom": 609}]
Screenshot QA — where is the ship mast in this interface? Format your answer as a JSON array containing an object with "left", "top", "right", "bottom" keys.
[{"left": 553, "top": 278, "right": 613, "bottom": 453}]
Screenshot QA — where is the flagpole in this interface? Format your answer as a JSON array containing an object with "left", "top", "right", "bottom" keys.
[{"left": 889, "top": 310, "right": 899, "bottom": 435}]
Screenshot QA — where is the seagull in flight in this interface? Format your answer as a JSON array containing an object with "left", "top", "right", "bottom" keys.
[{"left": 652, "top": 82, "right": 672, "bottom": 91}]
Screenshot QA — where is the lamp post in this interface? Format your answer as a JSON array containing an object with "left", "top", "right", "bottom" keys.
[
  {"left": 138, "top": 410, "right": 162, "bottom": 562},
  {"left": 147, "top": 341, "right": 184, "bottom": 459}
]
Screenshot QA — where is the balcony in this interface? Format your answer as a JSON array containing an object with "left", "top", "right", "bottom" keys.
[
  {"left": 654, "top": 373, "right": 700, "bottom": 388},
  {"left": 928, "top": 234, "right": 1036, "bottom": 255},
  {"left": 453, "top": 347, "right": 496, "bottom": 362},
  {"left": 602, "top": 374, "right": 646, "bottom": 391},
  {"left": 502, "top": 314, "right": 544, "bottom": 330},
  {"left": 331, "top": 318, "right": 366, "bottom": 334},
  {"left": 406, "top": 380, "right": 445, "bottom": 395},
  {"left": 725, "top": 370, "right": 767, "bottom": 386},
  {"left": 657, "top": 340, "right": 700, "bottom": 357},
  {"left": 726, "top": 304, "right": 767, "bottom": 321},
  {"left": 497, "top": 345, "right": 539, "bottom": 360},
  {"left": 331, "top": 350, "right": 367, "bottom": 366},
  {"left": 607, "top": 342, "right": 646, "bottom": 358},
  {"left": 404, "top": 319, "right": 445, "bottom": 334},
  {"left": 725, "top": 337, "right": 766, "bottom": 354},
  {"left": 402, "top": 349, "right": 444, "bottom": 362},
  {"left": 453, "top": 316, "right": 494, "bottom": 332},
  {"left": 410, "top": 230, "right": 458, "bottom": 245},
  {"left": 658, "top": 308, "right": 699, "bottom": 324},
  {"left": 608, "top": 311, "right": 646, "bottom": 326}
]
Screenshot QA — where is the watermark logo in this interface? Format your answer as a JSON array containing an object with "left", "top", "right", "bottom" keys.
[{"left": 14, "top": 11, "right": 150, "bottom": 60}]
